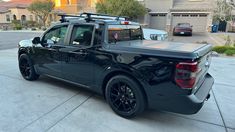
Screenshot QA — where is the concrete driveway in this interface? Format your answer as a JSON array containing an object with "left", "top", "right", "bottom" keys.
[
  {"left": 169, "top": 32, "right": 225, "bottom": 46},
  {"left": 0, "top": 48, "right": 235, "bottom": 132}
]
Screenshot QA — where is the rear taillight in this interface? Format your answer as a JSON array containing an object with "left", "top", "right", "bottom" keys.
[{"left": 175, "top": 62, "right": 198, "bottom": 89}]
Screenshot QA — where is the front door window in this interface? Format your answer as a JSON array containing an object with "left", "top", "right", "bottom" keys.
[{"left": 42, "top": 25, "right": 68, "bottom": 46}]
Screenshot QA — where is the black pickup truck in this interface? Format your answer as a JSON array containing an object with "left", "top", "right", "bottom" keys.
[{"left": 18, "top": 13, "right": 214, "bottom": 118}]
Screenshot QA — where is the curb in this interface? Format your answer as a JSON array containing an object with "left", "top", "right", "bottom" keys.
[{"left": 0, "top": 30, "right": 44, "bottom": 33}]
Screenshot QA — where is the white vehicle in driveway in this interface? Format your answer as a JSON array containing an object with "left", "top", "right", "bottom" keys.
[{"left": 143, "top": 28, "right": 168, "bottom": 41}]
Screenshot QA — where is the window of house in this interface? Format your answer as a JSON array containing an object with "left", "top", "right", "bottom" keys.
[
  {"left": 190, "top": 14, "right": 198, "bottom": 17},
  {"left": 173, "top": 14, "right": 181, "bottom": 17},
  {"left": 199, "top": 14, "right": 207, "bottom": 17},
  {"left": 6, "top": 15, "right": 10, "bottom": 22},
  {"left": 159, "top": 14, "right": 166, "bottom": 17},
  {"left": 151, "top": 14, "right": 166, "bottom": 17},
  {"left": 182, "top": 14, "right": 189, "bottom": 17},
  {"left": 151, "top": 14, "right": 159, "bottom": 17},
  {"left": 13, "top": 15, "right": 17, "bottom": 20}
]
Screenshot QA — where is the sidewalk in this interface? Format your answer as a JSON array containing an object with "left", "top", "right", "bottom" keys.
[
  {"left": 208, "top": 32, "right": 235, "bottom": 46},
  {"left": 208, "top": 33, "right": 226, "bottom": 46}
]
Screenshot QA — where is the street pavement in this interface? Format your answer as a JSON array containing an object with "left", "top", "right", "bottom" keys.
[
  {"left": 0, "top": 31, "right": 42, "bottom": 50},
  {"left": 0, "top": 31, "right": 234, "bottom": 132}
]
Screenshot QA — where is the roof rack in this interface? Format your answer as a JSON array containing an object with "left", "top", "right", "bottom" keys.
[
  {"left": 58, "top": 14, "right": 85, "bottom": 23},
  {"left": 80, "top": 12, "right": 128, "bottom": 21},
  {"left": 58, "top": 12, "right": 129, "bottom": 23}
]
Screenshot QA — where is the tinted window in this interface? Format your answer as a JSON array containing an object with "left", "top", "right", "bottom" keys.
[
  {"left": 70, "top": 25, "right": 94, "bottom": 46},
  {"left": 177, "top": 23, "right": 190, "bottom": 27},
  {"left": 43, "top": 25, "right": 68, "bottom": 45},
  {"left": 108, "top": 25, "right": 142, "bottom": 43}
]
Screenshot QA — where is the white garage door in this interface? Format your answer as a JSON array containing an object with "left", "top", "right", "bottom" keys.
[
  {"left": 172, "top": 14, "right": 208, "bottom": 32},
  {"left": 150, "top": 14, "right": 167, "bottom": 30}
]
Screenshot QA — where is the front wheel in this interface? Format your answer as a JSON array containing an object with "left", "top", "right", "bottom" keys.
[
  {"left": 19, "top": 54, "right": 39, "bottom": 81},
  {"left": 105, "top": 75, "right": 146, "bottom": 118}
]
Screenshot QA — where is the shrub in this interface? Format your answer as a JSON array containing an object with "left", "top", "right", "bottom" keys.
[
  {"left": 11, "top": 20, "right": 21, "bottom": 25},
  {"left": 212, "top": 46, "right": 235, "bottom": 56},
  {"left": 225, "top": 49, "right": 235, "bottom": 56},
  {"left": 31, "top": 27, "right": 37, "bottom": 31},
  {"left": 11, "top": 20, "right": 22, "bottom": 30},
  {"left": 212, "top": 46, "right": 229, "bottom": 53},
  {"left": 15, "top": 24, "right": 22, "bottom": 30},
  {"left": 26, "top": 21, "right": 39, "bottom": 28}
]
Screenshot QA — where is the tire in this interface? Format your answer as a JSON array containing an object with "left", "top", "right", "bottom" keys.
[
  {"left": 19, "top": 54, "right": 39, "bottom": 81},
  {"left": 105, "top": 75, "right": 146, "bottom": 118}
]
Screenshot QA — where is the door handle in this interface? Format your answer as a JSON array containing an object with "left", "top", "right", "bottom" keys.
[
  {"left": 69, "top": 50, "right": 88, "bottom": 55},
  {"left": 48, "top": 48, "right": 58, "bottom": 52}
]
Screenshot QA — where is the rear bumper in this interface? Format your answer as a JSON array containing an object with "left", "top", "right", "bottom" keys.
[{"left": 147, "top": 73, "right": 214, "bottom": 114}]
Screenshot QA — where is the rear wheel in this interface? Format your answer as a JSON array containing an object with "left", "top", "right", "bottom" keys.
[
  {"left": 19, "top": 54, "right": 39, "bottom": 81},
  {"left": 105, "top": 75, "right": 146, "bottom": 118}
]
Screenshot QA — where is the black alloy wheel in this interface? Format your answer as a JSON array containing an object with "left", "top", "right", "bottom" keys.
[
  {"left": 106, "top": 75, "right": 146, "bottom": 118},
  {"left": 19, "top": 54, "right": 39, "bottom": 81}
]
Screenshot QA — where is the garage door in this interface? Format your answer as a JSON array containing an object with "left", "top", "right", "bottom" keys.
[
  {"left": 172, "top": 14, "right": 208, "bottom": 32},
  {"left": 150, "top": 14, "right": 167, "bottom": 30}
]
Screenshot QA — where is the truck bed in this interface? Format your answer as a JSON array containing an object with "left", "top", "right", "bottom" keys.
[{"left": 106, "top": 40, "right": 212, "bottom": 60}]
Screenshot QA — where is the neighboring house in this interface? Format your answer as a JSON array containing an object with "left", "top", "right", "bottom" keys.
[
  {"left": 0, "top": 0, "right": 100, "bottom": 29},
  {"left": 225, "top": 0, "right": 235, "bottom": 32},
  {"left": 0, "top": 7, "right": 12, "bottom": 26},
  {"left": 0, "top": 0, "right": 44, "bottom": 29},
  {"left": 0, "top": 0, "right": 33, "bottom": 28},
  {"left": 54, "top": 0, "right": 99, "bottom": 14},
  {"left": 140, "top": 0, "right": 215, "bottom": 33}
]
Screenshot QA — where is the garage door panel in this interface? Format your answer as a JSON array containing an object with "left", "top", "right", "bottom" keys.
[
  {"left": 150, "top": 14, "right": 167, "bottom": 30},
  {"left": 172, "top": 14, "right": 208, "bottom": 32}
]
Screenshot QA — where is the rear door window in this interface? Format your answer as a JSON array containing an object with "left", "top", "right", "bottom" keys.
[{"left": 70, "top": 25, "right": 94, "bottom": 47}]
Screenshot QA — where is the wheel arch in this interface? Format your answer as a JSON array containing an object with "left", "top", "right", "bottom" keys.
[
  {"left": 101, "top": 70, "right": 148, "bottom": 105},
  {"left": 18, "top": 48, "right": 28, "bottom": 58}
]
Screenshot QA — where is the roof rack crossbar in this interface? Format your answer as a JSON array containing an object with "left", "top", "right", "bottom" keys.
[
  {"left": 58, "top": 12, "right": 129, "bottom": 23},
  {"left": 58, "top": 14, "right": 85, "bottom": 23},
  {"left": 80, "top": 12, "right": 128, "bottom": 21}
]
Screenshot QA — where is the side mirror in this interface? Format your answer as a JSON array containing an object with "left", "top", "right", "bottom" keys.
[{"left": 32, "top": 37, "right": 41, "bottom": 44}]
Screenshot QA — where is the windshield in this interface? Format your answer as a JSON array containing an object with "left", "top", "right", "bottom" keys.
[
  {"left": 177, "top": 23, "right": 190, "bottom": 27},
  {"left": 108, "top": 25, "right": 143, "bottom": 43}
]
